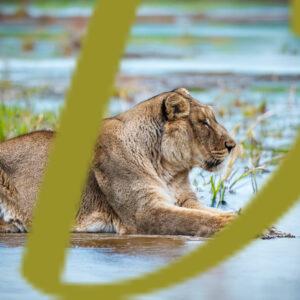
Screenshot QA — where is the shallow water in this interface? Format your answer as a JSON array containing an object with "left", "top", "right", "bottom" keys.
[{"left": 0, "top": 202, "right": 299, "bottom": 300}]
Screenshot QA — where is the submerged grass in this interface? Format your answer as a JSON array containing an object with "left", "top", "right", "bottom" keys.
[{"left": 202, "top": 88, "right": 299, "bottom": 208}]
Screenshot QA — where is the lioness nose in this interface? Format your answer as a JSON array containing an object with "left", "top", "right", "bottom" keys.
[{"left": 225, "top": 140, "right": 236, "bottom": 153}]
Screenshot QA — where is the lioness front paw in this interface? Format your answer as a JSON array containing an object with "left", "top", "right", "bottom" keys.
[
  {"left": 198, "top": 213, "right": 236, "bottom": 237},
  {"left": 213, "top": 213, "right": 236, "bottom": 230}
]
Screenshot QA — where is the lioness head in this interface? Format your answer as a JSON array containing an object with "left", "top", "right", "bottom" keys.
[{"left": 161, "top": 88, "right": 236, "bottom": 172}]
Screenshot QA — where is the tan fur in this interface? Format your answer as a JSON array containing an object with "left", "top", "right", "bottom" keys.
[{"left": 0, "top": 88, "right": 237, "bottom": 237}]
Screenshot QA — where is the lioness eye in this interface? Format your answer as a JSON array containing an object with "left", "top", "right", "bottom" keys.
[{"left": 201, "top": 118, "right": 210, "bottom": 126}]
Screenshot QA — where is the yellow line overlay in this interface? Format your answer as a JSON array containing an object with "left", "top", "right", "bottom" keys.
[
  {"left": 22, "top": 0, "right": 141, "bottom": 295},
  {"left": 22, "top": 1, "right": 300, "bottom": 300},
  {"left": 292, "top": 0, "right": 300, "bottom": 35}
]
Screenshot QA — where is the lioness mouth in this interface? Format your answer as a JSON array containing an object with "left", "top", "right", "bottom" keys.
[{"left": 205, "top": 158, "right": 223, "bottom": 169}]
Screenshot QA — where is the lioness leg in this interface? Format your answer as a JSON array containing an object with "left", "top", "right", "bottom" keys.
[
  {"left": 0, "top": 218, "right": 22, "bottom": 233},
  {"left": 174, "top": 179, "right": 236, "bottom": 217},
  {"left": 73, "top": 211, "right": 136, "bottom": 235},
  {"left": 74, "top": 211, "right": 116, "bottom": 233},
  {"left": 0, "top": 168, "right": 28, "bottom": 232},
  {"left": 136, "top": 203, "right": 235, "bottom": 237},
  {"left": 181, "top": 198, "right": 236, "bottom": 217},
  {"left": 177, "top": 191, "right": 236, "bottom": 218}
]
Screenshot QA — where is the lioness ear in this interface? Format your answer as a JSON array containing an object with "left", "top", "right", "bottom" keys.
[
  {"left": 173, "top": 87, "right": 190, "bottom": 97},
  {"left": 164, "top": 93, "right": 190, "bottom": 121}
]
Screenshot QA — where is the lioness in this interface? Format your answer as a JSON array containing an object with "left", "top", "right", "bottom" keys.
[{"left": 0, "top": 88, "right": 237, "bottom": 236}]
